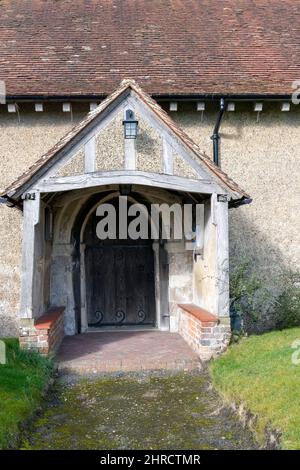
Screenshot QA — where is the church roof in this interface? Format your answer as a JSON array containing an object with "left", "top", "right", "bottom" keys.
[{"left": 0, "top": 0, "right": 298, "bottom": 97}]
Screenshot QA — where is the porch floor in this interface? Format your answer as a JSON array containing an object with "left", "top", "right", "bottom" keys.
[{"left": 57, "top": 331, "right": 201, "bottom": 374}]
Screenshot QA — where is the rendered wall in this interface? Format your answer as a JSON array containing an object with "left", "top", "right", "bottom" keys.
[
  {"left": 171, "top": 102, "right": 300, "bottom": 281},
  {"left": 0, "top": 103, "right": 85, "bottom": 335}
]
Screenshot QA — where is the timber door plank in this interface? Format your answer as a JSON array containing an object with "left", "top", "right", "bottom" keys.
[{"left": 86, "top": 243, "right": 156, "bottom": 327}]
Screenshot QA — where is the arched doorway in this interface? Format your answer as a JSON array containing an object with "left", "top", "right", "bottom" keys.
[
  {"left": 70, "top": 189, "right": 171, "bottom": 334},
  {"left": 82, "top": 196, "right": 156, "bottom": 328}
]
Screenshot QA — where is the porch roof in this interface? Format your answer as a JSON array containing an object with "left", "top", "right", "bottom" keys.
[{"left": 1, "top": 80, "right": 250, "bottom": 203}]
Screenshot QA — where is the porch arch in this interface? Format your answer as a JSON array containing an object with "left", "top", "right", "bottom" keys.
[
  {"left": 68, "top": 188, "right": 172, "bottom": 333},
  {"left": 48, "top": 183, "right": 217, "bottom": 336}
]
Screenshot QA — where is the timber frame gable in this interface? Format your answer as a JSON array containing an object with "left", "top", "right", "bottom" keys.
[{"left": 1, "top": 80, "right": 250, "bottom": 204}]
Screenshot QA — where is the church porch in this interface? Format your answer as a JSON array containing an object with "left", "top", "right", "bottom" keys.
[{"left": 1, "top": 80, "right": 249, "bottom": 362}]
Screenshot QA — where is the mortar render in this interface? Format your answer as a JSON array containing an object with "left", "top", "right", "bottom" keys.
[
  {"left": 136, "top": 113, "right": 163, "bottom": 173},
  {"left": 55, "top": 149, "right": 85, "bottom": 177},
  {"left": 95, "top": 110, "right": 124, "bottom": 171},
  {"left": 173, "top": 153, "right": 199, "bottom": 179}
]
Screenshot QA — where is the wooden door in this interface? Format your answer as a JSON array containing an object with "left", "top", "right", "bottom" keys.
[{"left": 85, "top": 241, "right": 156, "bottom": 327}]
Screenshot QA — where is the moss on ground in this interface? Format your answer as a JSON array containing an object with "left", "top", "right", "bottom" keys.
[
  {"left": 0, "top": 338, "right": 53, "bottom": 449},
  {"left": 210, "top": 327, "right": 300, "bottom": 450},
  {"left": 21, "top": 371, "right": 257, "bottom": 450}
]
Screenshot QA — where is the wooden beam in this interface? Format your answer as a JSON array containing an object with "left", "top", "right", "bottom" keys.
[
  {"left": 84, "top": 136, "right": 96, "bottom": 173},
  {"left": 35, "top": 103, "right": 44, "bottom": 112},
  {"left": 44, "top": 102, "right": 122, "bottom": 180},
  {"left": 13, "top": 91, "right": 131, "bottom": 198},
  {"left": 124, "top": 139, "right": 136, "bottom": 170},
  {"left": 123, "top": 103, "right": 136, "bottom": 170},
  {"left": 162, "top": 139, "right": 173, "bottom": 175},
  {"left": 130, "top": 94, "right": 217, "bottom": 181},
  {"left": 33, "top": 170, "right": 219, "bottom": 195}
]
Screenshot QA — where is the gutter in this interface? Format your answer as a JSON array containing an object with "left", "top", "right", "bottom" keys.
[
  {"left": 229, "top": 197, "right": 252, "bottom": 209},
  {"left": 4, "top": 93, "right": 292, "bottom": 103},
  {"left": 0, "top": 196, "right": 23, "bottom": 210},
  {"left": 154, "top": 93, "right": 292, "bottom": 102},
  {"left": 5, "top": 94, "right": 107, "bottom": 103}
]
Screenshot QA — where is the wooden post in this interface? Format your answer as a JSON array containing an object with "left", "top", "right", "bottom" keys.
[
  {"left": 215, "top": 195, "right": 230, "bottom": 317},
  {"left": 80, "top": 244, "right": 88, "bottom": 332},
  {"left": 124, "top": 105, "right": 136, "bottom": 170},
  {"left": 124, "top": 139, "right": 136, "bottom": 169},
  {"left": 162, "top": 139, "right": 173, "bottom": 175},
  {"left": 19, "top": 193, "right": 42, "bottom": 319},
  {"left": 84, "top": 136, "right": 96, "bottom": 173}
]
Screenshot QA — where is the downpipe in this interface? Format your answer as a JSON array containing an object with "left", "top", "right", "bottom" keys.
[{"left": 211, "top": 98, "right": 225, "bottom": 166}]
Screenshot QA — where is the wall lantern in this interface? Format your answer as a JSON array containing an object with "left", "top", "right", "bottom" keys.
[{"left": 122, "top": 109, "right": 138, "bottom": 139}]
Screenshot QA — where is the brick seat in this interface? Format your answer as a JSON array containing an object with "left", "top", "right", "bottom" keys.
[
  {"left": 19, "top": 306, "right": 65, "bottom": 355},
  {"left": 35, "top": 307, "right": 65, "bottom": 330},
  {"left": 177, "top": 303, "right": 230, "bottom": 361},
  {"left": 178, "top": 303, "right": 218, "bottom": 326}
]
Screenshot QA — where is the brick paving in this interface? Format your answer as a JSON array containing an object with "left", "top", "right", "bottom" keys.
[{"left": 57, "top": 330, "right": 201, "bottom": 374}]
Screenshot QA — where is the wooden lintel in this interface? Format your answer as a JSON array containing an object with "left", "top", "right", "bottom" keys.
[{"left": 33, "top": 170, "right": 220, "bottom": 195}]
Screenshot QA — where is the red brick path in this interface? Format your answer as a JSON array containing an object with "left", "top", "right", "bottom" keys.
[{"left": 57, "top": 331, "right": 201, "bottom": 374}]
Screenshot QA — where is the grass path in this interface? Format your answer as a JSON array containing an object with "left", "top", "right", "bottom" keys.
[
  {"left": 210, "top": 328, "right": 300, "bottom": 449},
  {"left": 21, "top": 371, "right": 257, "bottom": 450}
]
